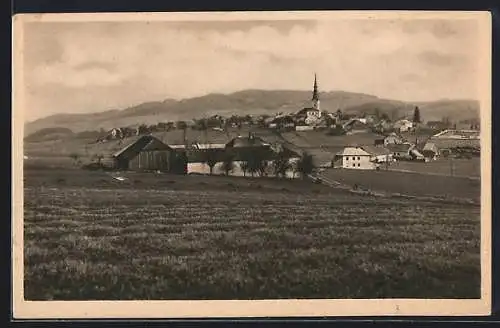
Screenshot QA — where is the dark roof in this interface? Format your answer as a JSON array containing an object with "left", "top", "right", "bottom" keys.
[
  {"left": 361, "top": 145, "right": 392, "bottom": 156},
  {"left": 386, "top": 143, "right": 412, "bottom": 152},
  {"left": 226, "top": 135, "right": 270, "bottom": 148},
  {"left": 186, "top": 148, "right": 226, "bottom": 163},
  {"left": 113, "top": 135, "right": 172, "bottom": 159}
]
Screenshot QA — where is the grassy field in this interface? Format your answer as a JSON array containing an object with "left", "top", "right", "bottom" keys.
[
  {"left": 389, "top": 158, "right": 480, "bottom": 178},
  {"left": 23, "top": 168, "right": 481, "bottom": 300},
  {"left": 318, "top": 168, "right": 480, "bottom": 202}
]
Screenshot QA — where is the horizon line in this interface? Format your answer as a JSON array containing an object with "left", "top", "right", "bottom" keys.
[{"left": 25, "top": 88, "right": 480, "bottom": 124}]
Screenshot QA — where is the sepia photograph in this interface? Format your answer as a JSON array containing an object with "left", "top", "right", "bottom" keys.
[{"left": 12, "top": 11, "right": 491, "bottom": 318}]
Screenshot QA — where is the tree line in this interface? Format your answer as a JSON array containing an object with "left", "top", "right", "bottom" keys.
[{"left": 197, "top": 149, "right": 314, "bottom": 179}]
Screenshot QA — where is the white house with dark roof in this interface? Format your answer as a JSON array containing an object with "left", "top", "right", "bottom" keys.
[{"left": 334, "top": 146, "right": 392, "bottom": 170}]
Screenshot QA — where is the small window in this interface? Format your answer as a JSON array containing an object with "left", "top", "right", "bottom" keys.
[
  {"left": 358, "top": 163, "right": 360, "bottom": 167},
  {"left": 352, "top": 164, "right": 355, "bottom": 167},
  {"left": 357, "top": 156, "right": 360, "bottom": 160},
  {"left": 352, "top": 156, "right": 355, "bottom": 160},
  {"left": 345, "top": 157, "right": 349, "bottom": 161}
]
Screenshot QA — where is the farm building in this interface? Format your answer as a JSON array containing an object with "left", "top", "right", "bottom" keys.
[
  {"left": 112, "top": 135, "right": 182, "bottom": 172},
  {"left": 184, "top": 134, "right": 301, "bottom": 178},
  {"left": 373, "top": 119, "right": 393, "bottom": 133},
  {"left": 343, "top": 119, "right": 371, "bottom": 134},
  {"left": 422, "top": 142, "right": 439, "bottom": 161},
  {"left": 386, "top": 143, "right": 425, "bottom": 161},
  {"left": 185, "top": 148, "right": 227, "bottom": 175},
  {"left": 362, "top": 145, "right": 394, "bottom": 163},
  {"left": 384, "top": 132, "right": 405, "bottom": 146},
  {"left": 224, "top": 134, "right": 298, "bottom": 177},
  {"left": 424, "top": 137, "right": 480, "bottom": 157}
]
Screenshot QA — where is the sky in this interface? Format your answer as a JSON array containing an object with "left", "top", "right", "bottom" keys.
[{"left": 21, "top": 16, "right": 482, "bottom": 122}]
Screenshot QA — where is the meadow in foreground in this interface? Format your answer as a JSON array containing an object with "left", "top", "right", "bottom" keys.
[{"left": 23, "top": 169, "right": 481, "bottom": 300}]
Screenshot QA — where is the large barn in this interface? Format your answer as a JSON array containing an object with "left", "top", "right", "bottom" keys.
[{"left": 112, "top": 135, "right": 182, "bottom": 172}]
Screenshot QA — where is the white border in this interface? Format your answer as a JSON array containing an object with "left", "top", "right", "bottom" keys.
[{"left": 11, "top": 11, "right": 492, "bottom": 319}]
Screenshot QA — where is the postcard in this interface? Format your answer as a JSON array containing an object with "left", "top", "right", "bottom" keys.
[{"left": 12, "top": 10, "right": 492, "bottom": 318}]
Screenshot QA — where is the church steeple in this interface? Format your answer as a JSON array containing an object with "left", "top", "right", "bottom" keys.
[{"left": 312, "top": 73, "right": 320, "bottom": 110}]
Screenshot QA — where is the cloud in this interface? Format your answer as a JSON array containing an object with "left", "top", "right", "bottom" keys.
[
  {"left": 74, "top": 61, "right": 117, "bottom": 72},
  {"left": 22, "top": 18, "right": 482, "bottom": 121},
  {"left": 417, "top": 51, "right": 467, "bottom": 66}
]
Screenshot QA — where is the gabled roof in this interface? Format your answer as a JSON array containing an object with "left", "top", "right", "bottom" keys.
[
  {"left": 337, "top": 147, "right": 371, "bottom": 157},
  {"left": 186, "top": 148, "right": 226, "bottom": 163},
  {"left": 423, "top": 142, "right": 438, "bottom": 152},
  {"left": 386, "top": 143, "right": 412, "bottom": 152},
  {"left": 361, "top": 145, "right": 392, "bottom": 156},
  {"left": 226, "top": 135, "right": 270, "bottom": 148},
  {"left": 113, "top": 135, "right": 172, "bottom": 159}
]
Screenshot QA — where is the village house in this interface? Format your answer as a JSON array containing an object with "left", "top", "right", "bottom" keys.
[
  {"left": 383, "top": 132, "right": 405, "bottom": 146},
  {"left": 426, "top": 120, "right": 450, "bottom": 131},
  {"left": 112, "top": 135, "right": 183, "bottom": 172},
  {"left": 386, "top": 143, "right": 425, "bottom": 161},
  {"left": 110, "top": 128, "right": 123, "bottom": 139},
  {"left": 373, "top": 119, "right": 393, "bottom": 133},
  {"left": 333, "top": 146, "right": 393, "bottom": 170},
  {"left": 393, "top": 119, "right": 414, "bottom": 132},
  {"left": 343, "top": 119, "right": 371, "bottom": 135},
  {"left": 362, "top": 145, "right": 394, "bottom": 164},
  {"left": 421, "top": 142, "right": 439, "bottom": 161},
  {"left": 268, "top": 115, "right": 296, "bottom": 130}
]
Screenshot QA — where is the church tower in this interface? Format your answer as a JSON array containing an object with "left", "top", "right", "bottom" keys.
[{"left": 312, "top": 73, "right": 320, "bottom": 110}]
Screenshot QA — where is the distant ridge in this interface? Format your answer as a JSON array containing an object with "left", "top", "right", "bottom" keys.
[{"left": 24, "top": 89, "right": 479, "bottom": 136}]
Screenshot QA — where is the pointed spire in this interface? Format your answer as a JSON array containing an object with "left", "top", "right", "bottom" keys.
[
  {"left": 311, "top": 73, "right": 320, "bottom": 110},
  {"left": 312, "top": 73, "right": 319, "bottom": 101}
]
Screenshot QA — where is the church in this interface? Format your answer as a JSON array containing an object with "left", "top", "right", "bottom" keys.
[{"left": 294, "top": 74, "right": 324, "bottom": 126}]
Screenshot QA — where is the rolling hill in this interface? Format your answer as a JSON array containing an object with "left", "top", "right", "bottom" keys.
[{"left": 24, "top": 90, "right": 480, "bottom": 137}]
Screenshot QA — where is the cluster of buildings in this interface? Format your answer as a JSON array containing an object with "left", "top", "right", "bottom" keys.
[
  {"left": 111, "top": 133, "right": 301, "bottom": 178},
  {"left": 99, "top": 73, "right": 480, "bottom": 175},
  {"left": 262, "top": 75, "right": 435, "bottom": 137},
  {"left": 332, "top": 128, "right": 480, "bottom": 170}
]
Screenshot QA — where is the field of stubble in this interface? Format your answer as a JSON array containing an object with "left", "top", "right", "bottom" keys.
[{"left": 23, "top": 170, "right": 481, "bottom": 300}]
